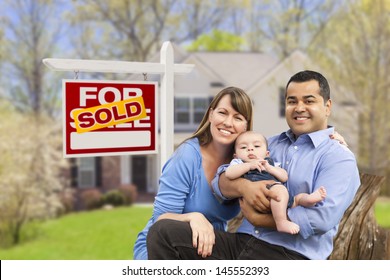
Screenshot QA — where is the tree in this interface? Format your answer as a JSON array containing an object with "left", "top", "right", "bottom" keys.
[
  {"left": 0, "top": 0, "right": 69, "bottom": 246},
  {"left": 1, "top": 0, "right": 66, "bottom": 116},
  {"left": 186, "top": 29, "right": 244, "bottom": 51},
  {"left": 0, "top": 100, "right": 67, "bottom": 246},
  {"left": 310, "top": 0, "right": 390, "bottom": 194},
  {"left": 227, "top": 0, "right": 339, "bottom": 57},
  {"left": 66, "top": 0, "right": 234, "bottom": 62}
]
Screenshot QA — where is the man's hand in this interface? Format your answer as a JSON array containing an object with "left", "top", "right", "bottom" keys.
[
  {"left": 241, "top": 180, "right": 280, "bottom": 213},
  {"left": 219, "top": 174, "right": 280, "bottom": 212},
  {"left": 239, "top": 198, "right": 276, "bottom": 228}
]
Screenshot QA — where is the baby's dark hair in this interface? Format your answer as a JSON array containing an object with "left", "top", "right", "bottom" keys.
[{"left": 235, "top": 131, "right": 268, "bottom": 150}]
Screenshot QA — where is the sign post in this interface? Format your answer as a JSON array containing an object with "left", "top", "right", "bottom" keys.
[{"left": 43, "top": 41, "right": 194, "bottom": 169}]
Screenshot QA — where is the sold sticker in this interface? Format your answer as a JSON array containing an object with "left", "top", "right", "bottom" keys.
[{"left": 72, "top": 96, "right": 147, "bottom": 133}]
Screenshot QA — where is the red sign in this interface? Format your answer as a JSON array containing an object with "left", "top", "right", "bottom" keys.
[{"left": 63, "top": 80, "right": 158, "bottom": 157}]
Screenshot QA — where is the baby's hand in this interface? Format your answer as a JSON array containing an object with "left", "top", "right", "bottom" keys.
[
  {"left": 248, "top": 159, "right": 267, "bottom": 172},
  {"left": 259, "top": 159, "right": 270, "bottom": 171},
  {"left": 248, "top": 160, "right": 261, "bottom": 171}
]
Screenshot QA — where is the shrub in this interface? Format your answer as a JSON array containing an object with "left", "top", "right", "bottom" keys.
[
  {"left": 80, "top": 189, "right": 103, "bottom": 210},
  {"left": 117, "top": 184, "right": 138, "bottom": 205},
  {"left": 102, "top": 190, "right": 125, "bottom": 207},
  {"left": 58, "top": 188, "right": 76, "bottom": 214},
  {"left": 0, "top": 222, "right": 13, "bottom": 248}
]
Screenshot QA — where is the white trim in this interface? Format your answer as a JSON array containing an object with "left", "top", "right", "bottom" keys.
[
  {"left": 120, "top": 155, "right": 130, "bottom": 185},
  {"left": 43, "top": 58, "right": 194, "bottom": 75}
]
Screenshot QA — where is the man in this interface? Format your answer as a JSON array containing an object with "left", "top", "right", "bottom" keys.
[{"left": 147, "top": 70, "right": 360, "bottom": 260}]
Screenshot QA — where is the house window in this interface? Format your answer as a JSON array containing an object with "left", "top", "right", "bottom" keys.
[
  {"left": 174, "top": 97, "right": 208, "bottom": 131},
  {"left": 193, "top": 98, "right": 208, "bottom": 123},
  {"left": 78, "top": 157, "right": 96, "bottom": 188},
  {"left": 175, "top": 98, "right": 190, "bottom": 124},
  {"left": 279, "top": 87, "right": 286, "bottom": 117},
  {"left": 210, "top": 82, "right": 224, "bottom": 87}
]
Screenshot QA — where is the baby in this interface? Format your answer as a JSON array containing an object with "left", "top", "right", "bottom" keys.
[{"left": 225, "top": 131, "right": 326, "bottom": 234}]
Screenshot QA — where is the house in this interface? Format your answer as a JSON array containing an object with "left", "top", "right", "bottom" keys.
[{"left": 68, "top": 45, "right": 358, "bottom": 202}]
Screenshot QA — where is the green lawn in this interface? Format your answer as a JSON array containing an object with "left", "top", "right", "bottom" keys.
[
  {"left": 375, "top": 198, "right": 390, "bottom": 228},
  {"left": 0, "top": 205, "right": 153, "bottom": 260},
  {"left": 0, "top": 200, "right": 389, "bottom": 260}
]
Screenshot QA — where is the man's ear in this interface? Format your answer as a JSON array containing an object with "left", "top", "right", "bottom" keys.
[
  {"left": 266, "top": 151, "right": 270, "bottom": 157},
  {"left": 325, "top": 99, "right": 332, "bottom": 117}
]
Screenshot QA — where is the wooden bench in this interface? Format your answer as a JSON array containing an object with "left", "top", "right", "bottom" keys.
[{"left": 228, "top": 173, "right": 390, "bottom": 259}]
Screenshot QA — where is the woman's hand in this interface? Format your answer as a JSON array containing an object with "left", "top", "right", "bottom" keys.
[
  {"left": 188, "top": 212, "right": 215, "bottom": 258},
  {"left": 330, "top": 131, "right": 348, "bottom": 147}
]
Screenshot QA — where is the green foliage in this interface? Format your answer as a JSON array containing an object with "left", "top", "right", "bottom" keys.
[
  {"left": 186, "top": 29, "right": 244, "bottom": 52},
  {"left": 375, "top": 198, "right": 390, "bottom": 228},
  {"left": 0, "top": 206, "right": 153, "bottom": 260},
  {"left": 102, "top": 190, "right": 125, "bottom": 206},
  {"left": 0, "top": 221, "right": 40, "bottom": 249}
]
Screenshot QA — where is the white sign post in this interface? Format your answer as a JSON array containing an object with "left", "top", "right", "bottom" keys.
[{"left": 43, "top": 41, "right": 194, "bottom": 169}]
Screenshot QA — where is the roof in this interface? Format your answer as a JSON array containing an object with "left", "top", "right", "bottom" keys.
[{"left": 188, "top": 52, "right": 279, "bottom": 89}]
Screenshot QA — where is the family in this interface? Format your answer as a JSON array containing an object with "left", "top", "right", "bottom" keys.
[{"left": 133, "top": 70, "right": 360, "bottom": 260}]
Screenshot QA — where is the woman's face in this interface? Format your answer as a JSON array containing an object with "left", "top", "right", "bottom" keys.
[{"left": 208, "top": 94, "right": 248, "bottom": 146}]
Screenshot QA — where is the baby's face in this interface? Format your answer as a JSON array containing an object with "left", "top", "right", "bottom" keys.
[{"left": 234, "top": 132, "right": 268, "bottom": 162}]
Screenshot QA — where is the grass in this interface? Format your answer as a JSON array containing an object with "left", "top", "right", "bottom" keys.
[
  {"left": 0, "top": 205, "right": 153, "bottom": 260},
  {"left": 375, "top": 197, "right": 390, "bottom": 228},
  {"left": 0, "top": 200, "right": 389, "bottom": 260}
]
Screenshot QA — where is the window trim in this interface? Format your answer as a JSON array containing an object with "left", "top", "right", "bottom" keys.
[
  {"left": 174, "top": 96, "right": 209, "bottom": 131},
  {"left": 77, "top": 157, "right": 96, "bottom": 188}
]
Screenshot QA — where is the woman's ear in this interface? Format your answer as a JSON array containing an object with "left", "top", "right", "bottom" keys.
[{"left": 208, "top": 108, "right": 214, "bottom": 122}]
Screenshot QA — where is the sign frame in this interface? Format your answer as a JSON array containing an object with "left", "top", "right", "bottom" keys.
[
  {"left": 62, "top": 79, "right": 158, "bottom": 158},
  {"left": 44, "top": 41, "right": 195, "bottom": 169}
]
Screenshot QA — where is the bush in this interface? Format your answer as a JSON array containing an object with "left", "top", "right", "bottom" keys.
[
  {"left": 102, "top": 190, "right": 125, "bottom": 206},
  {"left": 117, "top": 184, "right": 138, "bottom": 205},
  {"left": 58, "top": 188, "right": 76, "bottom": 214},
  {"left": 0, "top": 222, "right": 13, "bottom": 248},
  {"left": 80, "top": 189, "right": 103, "bottom": 210}
]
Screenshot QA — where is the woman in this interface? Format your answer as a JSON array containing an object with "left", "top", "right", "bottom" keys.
[{"left": 133, "top": 86, "right": 253, "bottom": 259}]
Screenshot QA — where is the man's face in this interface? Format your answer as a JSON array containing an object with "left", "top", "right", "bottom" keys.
[{"left": 285, "top": 80, "right": 332, "bottom": 137}]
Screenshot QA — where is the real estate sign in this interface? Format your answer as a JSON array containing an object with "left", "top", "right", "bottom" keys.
[{"left": 63, "top": 80, "right": 158, "bottom": 157}]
